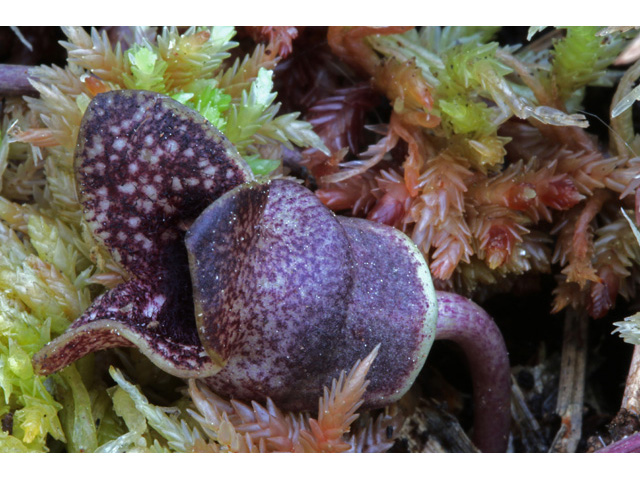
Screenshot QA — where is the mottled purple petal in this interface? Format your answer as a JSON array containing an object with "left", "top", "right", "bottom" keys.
[
  {"left": 34, "top": 90, "right": 253, "bottom": 377},
  {"left": 75, "top": 89, "right": 253, "bottom": 275},
  {"left": 33, "top": 245, "right": 221, "bottom": 378}
]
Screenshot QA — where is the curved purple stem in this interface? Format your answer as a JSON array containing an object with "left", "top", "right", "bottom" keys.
[
  {"left": 0, "top": 64, "right": 37, "bottom": 96},
  {"left": 596, "top": 433, "right": 640, "bottom": 453},
  {"left": 435, "top": 291, "right": 511, "bottom": 453}
]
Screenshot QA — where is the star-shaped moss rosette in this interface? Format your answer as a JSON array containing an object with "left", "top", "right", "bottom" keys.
[{"left": 32, "top": 89, "right": 510, "bottom": 452}]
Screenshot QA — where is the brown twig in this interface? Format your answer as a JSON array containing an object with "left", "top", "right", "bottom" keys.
[
  {"left": 0, "top": 64, "right": 38, "bottom": 97},
  {"left": 510, "top": 374, "right": 548, "bottom": 452},
  {"left": 549, "top": 308, "right": 588, "bottom": 453}
]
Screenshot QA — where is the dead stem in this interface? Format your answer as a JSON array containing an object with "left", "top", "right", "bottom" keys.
[
  {"left": 622, "top": 345, "right": 640, "bottom": 415},
  {"left": 511, "top": 375, "right": 548, "bottom": 452},
  {"left": 395, "top": 398, "right": 479, "bottom": 453},
  {"left": 0, "top": 64, "right": 38, "bottom": 97},
  {"left": 549, "top": 308, "right": 588, "bottom": 453}
]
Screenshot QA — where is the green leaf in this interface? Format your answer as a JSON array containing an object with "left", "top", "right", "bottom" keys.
[
  {"left": 612, "top": 209, "right": 640, "bottom": 346},
  {"left": 612, "top": 83, "right": 640, "bottom": 118},
  {"left": 244, "top": 154, "right": 280, "bottom": 176},
  {"left": 123, "top": 45, "right": 168, "bottom": 92},
  {"left": 108, "top": 367, "right": 201, "bottom": 452},
  {"left": 171, "top": 92, "right": 194, "bottom": 104},
  {"left": 0, "top": 431, "right": 41, "bottom": 452},
  {"left": 613, "top": 312, "right": 640, "bottom": 345},
  {"left": 56, "top": 366, "right": 98, "bottom": 452},
  {"left": 27, "top": 214, "right": 78, "bottom": 281},
  {"left": 252, "top": 67, "right": 276, "bottom": 107},
  {"left": 181, "top": 80, "right": 232, "bottom": 130},
  {"left": 527, "top": 26, "right": 548, "bottom": 40},
  {"left": 256, "top": 111, "right": 329, "bottom": 154},
  {"left": 224, "top": 68, "right": 278, "bottom": 148},
  {"left": 552, "top": 26, "right": 626, "bottom": 101}
]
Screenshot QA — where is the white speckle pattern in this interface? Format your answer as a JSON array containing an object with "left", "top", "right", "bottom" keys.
[
  {"left": 113, "top": 138, "right": 127, "bottom": 151},
  {"left": 166, "top": 139, "right": 179, "bottom": 153},
  {"left": 118, "top": 182, "right": 136, "bottom": 194},
  {"left": 75, "top": 89, "right": 252, "bottom": 278},
  {"left": 204, "top": 165, "right": 218, "bottom": 176},
  {"left": 143, "top": 294, "right": 166, "bottom": 318},
  {"left": 142, "top": 185, "right": 158, "bottom": 200},
  {"left": 133, "top": 108, "right": 145, "bottom": 122},
  {"left": 87, "top": 136, "right": 104, "bottom": 157},
  {"left": 45, "top": 90, "right": 262, "bottom": 389},
  {"left": 134, "top": 232, "right": 153, "bottom": 250}
]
